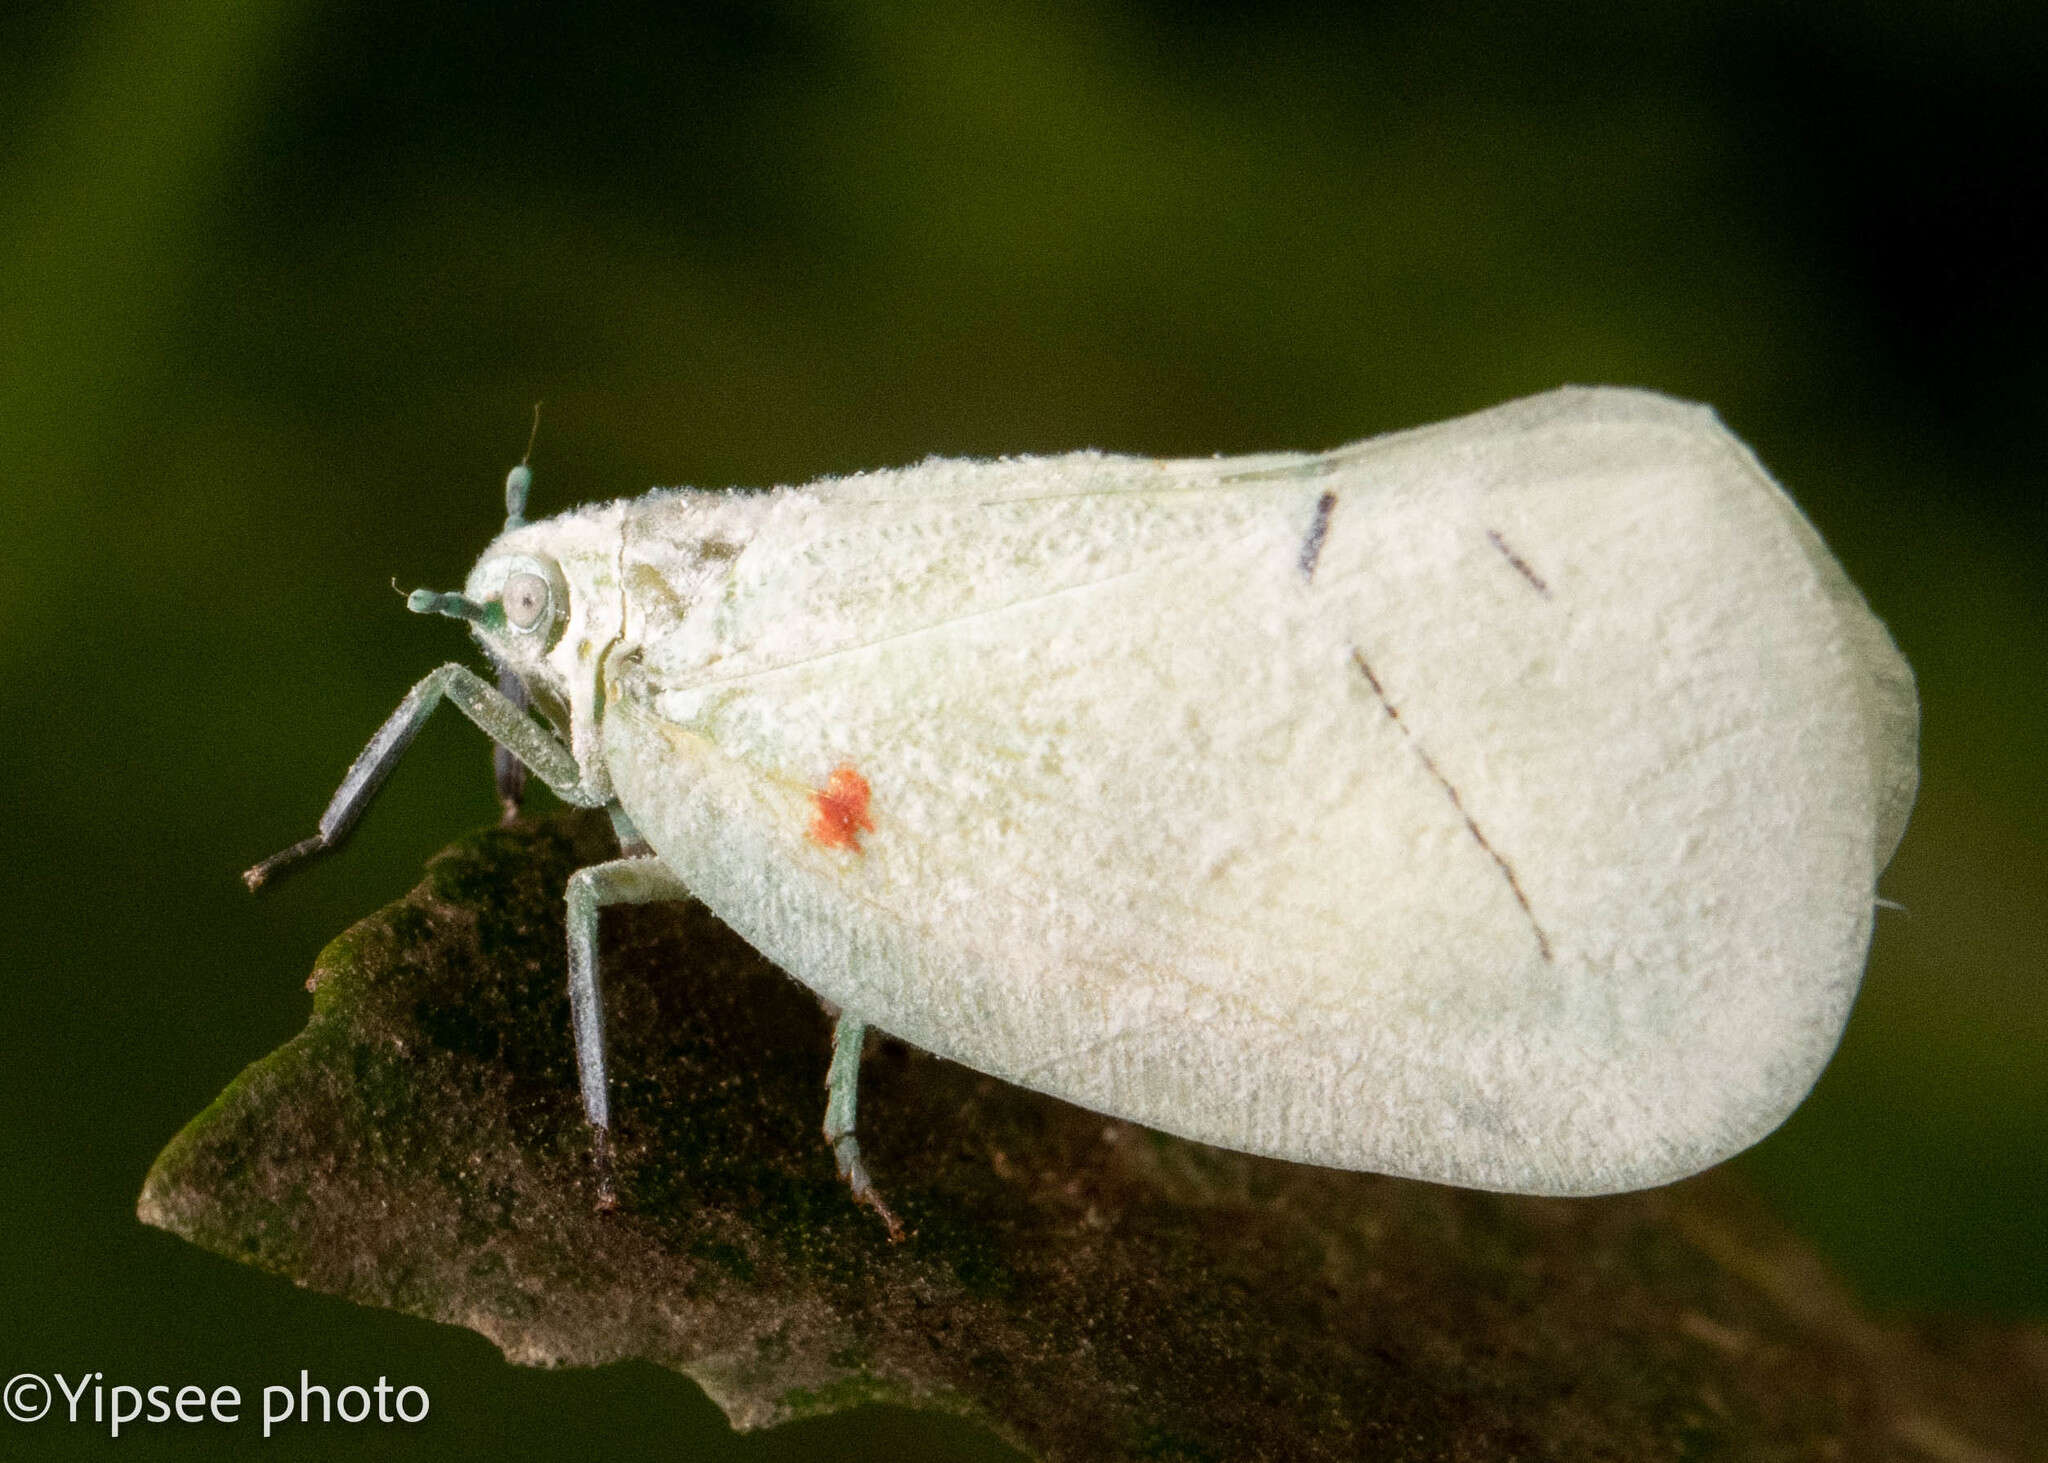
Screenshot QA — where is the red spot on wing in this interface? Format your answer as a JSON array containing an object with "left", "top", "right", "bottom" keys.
[{"left": 809, "top": 764, "right": 875, "bottom": 852}]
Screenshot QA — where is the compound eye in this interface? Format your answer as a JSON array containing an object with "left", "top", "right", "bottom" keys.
[{"left": 503, "top": 571, "right": 551, "bottom": 632}]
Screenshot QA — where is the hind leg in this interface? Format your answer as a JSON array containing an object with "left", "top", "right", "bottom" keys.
[{"left": 823, "top": 1016, "right": 906, "bottom": 1241}]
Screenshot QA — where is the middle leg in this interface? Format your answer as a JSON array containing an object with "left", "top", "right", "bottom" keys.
[{"left": 565, "top": 853, "right": 691, "bottom": 1209}]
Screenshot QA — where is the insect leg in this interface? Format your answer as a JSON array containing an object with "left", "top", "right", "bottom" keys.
[
  {"left": 564, "top": 855, "right": 691, "bottom": 1211},
  {"left": 606, "top": 804, "right": 652, "bottom": 857},
  {"left": 823, "top": 1017, "right": 907, "bottom": 1242},
  {"left": 493, "top": 666, "right": 530, "bottom": 823},
  {"left": 244, "top": 662, "right": 603, "bottom": 891}
]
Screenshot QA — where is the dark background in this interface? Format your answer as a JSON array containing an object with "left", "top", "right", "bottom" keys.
[{"left": 1, "top": 1, "right": 2042, "bottom": 1458}]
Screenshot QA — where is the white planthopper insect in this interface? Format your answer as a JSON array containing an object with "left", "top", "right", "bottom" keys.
[{"left": 247, "top": 387, "right": 1917, "bottom": 1239}]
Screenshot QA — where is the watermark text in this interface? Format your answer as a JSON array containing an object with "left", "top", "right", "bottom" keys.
[{"left": 6, "top": 1370, "right": 429, "bottom": 1437}]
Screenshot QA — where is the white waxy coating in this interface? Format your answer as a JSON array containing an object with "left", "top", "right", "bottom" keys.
[{"left": 474, "top": 387, "right": 1916, "bottom": 1195}]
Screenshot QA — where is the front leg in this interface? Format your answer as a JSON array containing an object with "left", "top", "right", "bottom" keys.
[
  {"left": 493, "top": 665, "right": 531, "bottom": 822},
  {"left": 564, "top": 856, "right": 692, "bottom": 1210},
  {"left": 245, "top": 662, "right": 603, "bottom": 890}
]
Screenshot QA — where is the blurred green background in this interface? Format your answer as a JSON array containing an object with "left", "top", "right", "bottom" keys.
[{"left": 1, "top": 1, "right": 2041, "bottom": 1457}]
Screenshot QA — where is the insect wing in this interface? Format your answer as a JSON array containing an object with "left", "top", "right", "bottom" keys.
[{"left": 603, "top": 388, "right": 1915, "bottom": 1194}]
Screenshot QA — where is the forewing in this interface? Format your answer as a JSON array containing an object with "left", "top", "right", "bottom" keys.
[{"left": 605, "top": 388, "right": 1914, "bottom": 1194}]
